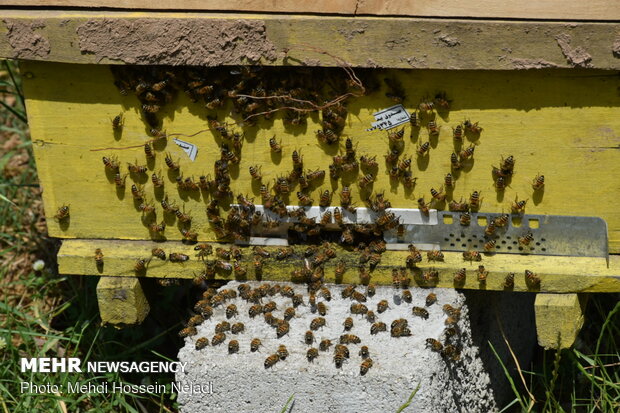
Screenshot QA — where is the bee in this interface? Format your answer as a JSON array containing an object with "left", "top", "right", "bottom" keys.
[
  {"left": 303, "top": 330, "right": 315, "bottom": 345},
  {"left": 94, "top": 248, "right": 104, "bottom": 266},
  {"left": 427, "top": 121, "right": 440, "bottom": 136},
  {"left": 195, "top": 337, "right": 209, "bottom": 350},
  {"left": 149, "top": 221, "right": 166, "bottom": 234},
  {"left": 194, "top": 244, "right": 213, "bottom": 260},
  {"left": 231, "top": 321, "right": 245, "bottom": 334},
  {"left": 532, "top": 174, "right": 545, "bottom": 190},
  {"left": 178, "top": 327, "right": 197, "bottom": 338},
  {"left": 459, "top": 212, "right": 471, "bottom": 226},
  {"left": 363, "top": 284, "right": 375, "bottom": 298},
  {"left": 417, "top": 197, "right": 430, "bottom": 216},
  {"left": 161, "top": 198, "right": 179, "bottom": 214},
  {"left": 351, "top": 303, "right": 368, "bottom": 315},
  {"left": 493, "top": 214, "right": 509, "bottom": 227},
  {"left": 402, "top": 289, "right": 412, "bottom": 303},
  {"left": 469, "top": 191, "right": 483, "bottom": 210},
  {"left": 310, "top": 317, "right": 326, "bottom": 331},
  {"left": 416, "top": 141, "right": 430, "bottom": 156},
  {"left": 169, "top": 253, "right": 189, "bottom": 262},
  {"left": 366, "top": 311, "right": 377, "bottom": 323},
  {"left": 274, "top": 177, "right": 290, "bottom": 194},
  {"left": 452, "top": 124, "right": 463, "bottom": 140},
  {"left": 402, "top": 171, "right": 418, "bottom": 189},
  {"left": 253, "top": 246, "right": 270, "bottom": 259},
  {"left": 426, "top": 338, "right": 444, "bottom": 352},
  {"left": 276, "top": 345, "right": 289, "bottom": 360},
  {"left": 360, "top": 155, "right": 378, "bottom": 169},
  {"left": 384, "top": 148, "right": 400, "bottom": 166},
  {"left": 127, "top": 161, "right": 148, "bottom": 175},
  {"left": 342, "top": 317, "right": 354, "bottom": 331},
  {"left": 449, "top": 199, "right": 469, "bottom": 212},
  {"left": 248, "top": 304, "right": 262, "bottom": 318},
  {"left": 148, "top": 171, "right": 164, "bottom": 188},
  {"left": 426, "top": 292, "right": 437, "bottom": 306},
  {"left": 419, "top": 101, "right": 434, "bottom": 112},
  {"left": 453, "top": 267, "right": 466, "bottom": 284},
  {"left": 134, "top": 258, "right": 148, "bottom": 273},
  {"left": 263, "top": 301, "right": 277, "bottom": 313},
  {"left": 377, "top": 300, "right": 389, "bottom": 314},
  {"left": 306, "top": 169, "right": 326, "bottom": 182},
  {"left": 504, "top": 273, "right": 515, "bottom": 289},
  {"left": 225, "top": 304, "right": 238, "bottom": 319},
  {"left": 477, "top": 265, "right": 489, "bottom": 282},
  {"left": 114, "top": 173, "right": 127, "bottom": 187},
  {"left": 282, "top": 307, "right": 295, "bottom": 321},
  {"left": 427, "top": 250, "right": 444, "bottom": 262},
  {"left": 388, "top": 127, "right": 405, "bottom": 145},
  {"left": 280, "top": 285, "right": 295, "bottom": 298},
  {"left": 484, "top": 240, "right": 497, "bottom": 251},
  {"left": 368, "top": 253, "right": 381, "bottom": 269},
  {"left": 525, "top": 269, "right": 540, "bottom": 287},
  {"left": 102, "top": 156, "right": 119, "bottom": 170},
  {"left": 511, "top": 196, "right": 528, "bottom": 213},
  {"left": 250, "top": 338, "right": 262, "bottom": 352},
  {"left": 276, "top": 320, "right": 290, "bottom": 338},
  {"left": 443, "top": 304, "right": 461, "bottom": 319},
  {"left": 485, "top": 221, "right": 496, "bottom": 237},
  {"left": 442, "top": 344, "right": 461, "bottom": 361},
  {"left": 340, "top": 334, "right": 361, "bottom": 345},
  {"left": 316, "top": 302, "right": 328, "bottom": 316},
  {"left": 181, "top": 228, "right": 198, "bottom": 241},
  {"left": 54, "top": 205, "right": 70, "bottom": 221},
  {"left": 233, "top": 261, "right": 246, "bottom": 277},
  {"left": 151, "top": 248, "right": 166, "bottom": 260},
  {"left": 463, "top": 250, "right": 482, "bottom": 262},
  {"left": 430, "top": 187, "right": 446, "bottom": 202},
  {"left": 500, "top": 155, "right": 515, "bottom": 173},
  {"left": 412, "top": 306, "right": 430, "bottom": 319},
  {"left": 319, "top": 190, "right": 332, "bottom": 208},
  {"left": 358, "top": 173, "right": 375, "bottom": 188},
  {"left": 459, "top": 144, "right": 475, "bottom": 160},
  {"left": 351, "top": 291, "right": 367, "bottom": 303},
  {"left": 464, "top": 119, "right": 482, "bottom": 134},
  {"left": 495, "top": 177, "right": 506, "bottom": 191},
  {"left": 333, "top": 350, "right": 346, "bottom": 368},
  {"left": 269, "top": 136, "right": 282, "bottom": 153},
  {"left": 164, "top": 153, "right": 180, "bottom": 170},
  {"left": 450, "top": 152, "right": 462, "bottom": 170},
  {"left": 342, "top": 285, "right": 356, "bottom": 299},
  {"left": 264, "top": 354, "right": 279, "bottom": 369},
  {"left": 296, "top": 191, "right": 313, "bottom": 206},
  {"left": 410, "top": 111, "right": 420, "bottom": 127},
  {"left": 246, "top": 164, "right": 263, "bottom": 181},
  {"left": 307, "top": 347, "right": 319, "bottom": 362}
]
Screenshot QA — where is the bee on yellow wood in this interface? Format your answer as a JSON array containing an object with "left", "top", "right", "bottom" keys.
[
  {"left": 459, "top": 144, "right": 475, "bottom": 160},
  {"left": 450, "top": 152, "right": 462, "bottom": 170},
  {"left": 419, "top": 101, "right": 434, "bottom": 112},
  {"left": 94, "top": 248, "right": 104, "bottom": 266},
  {"left": 511, "top": 196, "right": 528, "bottom": 214},
  {"left": 495, "top": 177, "right": 506, "bottom": 191},
  {"left": 412, "top": 306, "right": 430, "bottom": 320},
  {"left": 426, "top": 338, "right": 444, "bottom": 352},
  {"left": 54, "top": 205, "right": 70, "bottom": 221},
  {"left": 268, "top": 136, "right": 282, "bottom": 153},
  {"left": 532, "top": 174, "right": 545, "bottom": 191},
  {"left": 427, "top": 250, "right": 444, "bottom": 262},
  {"left": 181, "top": 228, "right": 197, "bottom": 241},
  {"left": 114, "top": 173, "right": 127, "bottom": 187},
  {"left": 444, "top": 173, "right": 454, "bottom": 189},
  {"left": 426, "top": 292, "right": 437, "bottom": 306},
  {"left": 358, "top": 173, "right": 375, "bottom": 188},
  {"left": 169, "top": 253, "right": 189, "bottom": 262},
  {"left": 102, "top": 156, "right": 120, "bottom": 171},
  {"left": 453, "top": 267, "right": 466, "bottom": 284},
  {"left": 130, "top": 184, "right": 144, "bottom": 200},
  {"left": 464, "top": 119, "right": 482, "bottom": 134},
  {"left": 134, "top": 258, "right": 148, "bottom": 273},
  {"left": 151, "top": 248, "right": 166, "bottom": 260},
  {"left": 112, "top": 113, "right": 124, "bottom": 130},
  {"left": 525, "top": 269, "right": 540, "bottom": 287},
  {"left": 430, "top": 187, "right": 446, "bottom": 202},
  {"left": 127, "top": 162, "right": 147, "bottom": 175},
  {"left": 418, "top": 197, "right": 431, "bottom": 216},
  {"left": 416, "top": 141, "right": 430, "bottom": 156},
  {"left": 360, "top": 358, "right": 374, "bottom": 376},
  {"left": 427, "top": 121, "right": 440, "bottom": 137},
  {"left": 504, "top": 273, "right": 515, "bottom": 289},
  {"left": 406, "top": 245, "right": 422, "bottom": 268},
  {"left": 477, "top": 265, "right": 488, "bottom": 282},
  {"left": 463, "top": 250, "right": 482, "bottom": 262},
  {"left": 150, "top": 171, "right": 164, "bottom": 188},
  {"left": 500, "top": 155, "right": 515, "bottom": 173},
  {"left": 452, "top": 124, "right": 463, "bottom": 141},
  {"left": 360, "top": 154, "right": 378, "bottom": 169},
  {"left": 164, "top": 153, "right": 180, "bottom": 171},
  {"left": 195, "top": 337, "right": 209, "bottom": 350},
  {"left": 264, "top": 354, "right": 279, "bottom": 369},
  {"left": 149, "top": 221, "right": 166, "bottom": 234},
  {"left": 469, "top": 191, "right": 483, "bottom": 210},
  {"left": 410, "top": 111, "right": 420, "bottom": 127}
]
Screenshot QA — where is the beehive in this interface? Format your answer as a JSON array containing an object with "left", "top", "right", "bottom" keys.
[{"left": 2, "top": 6, "right": 619, "bottom": 347}]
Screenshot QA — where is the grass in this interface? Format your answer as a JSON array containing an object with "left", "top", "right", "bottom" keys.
[{"left": 0, "top": 58, "right": 619, "bottom": 412}]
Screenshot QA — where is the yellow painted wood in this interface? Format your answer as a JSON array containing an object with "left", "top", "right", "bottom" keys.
[
  {"left": 2, "top": 11, "right": 620, "bottom": 70},
  {"left": 58, "top": 239, "right": 620, "bottom": 293},
  {"left": 23, "top": 62, "right": 620, "bottom": 252},
  {"left": 535, "top": 293, "right": 586, "bottom": 349},
  {"left": 96, "top": 276, "right": 150, "bottom": 325}
]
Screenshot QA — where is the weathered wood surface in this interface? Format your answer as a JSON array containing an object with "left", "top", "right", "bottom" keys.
[
  {"left": 96, "top": 276, "right": 150, "bottom": 325},
  {"left": 59, "top": 239, "right": 620, "bottom": 293},
  {"left": 1, "top": 0, "right": 619, "bottom": 21},
  {"left": 1, "top": 11, "right": 620, "bottom": 69},
  {"left": 535, "top": 293, "right": 587, "bottom": 349},
  {"left": 23, "top": 62, "right": 620, "bottom": 251}
]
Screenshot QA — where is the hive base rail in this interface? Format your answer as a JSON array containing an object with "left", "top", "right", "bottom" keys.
[
  {"left": 96, "top": 276, "right": 150, "bottom": 326},
  {"left": 534, "top": 293, "right": 587, "bottom": 349}
]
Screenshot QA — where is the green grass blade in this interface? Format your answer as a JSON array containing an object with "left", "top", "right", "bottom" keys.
[
  {"left": 279, "top": 393, "right": 295, "bottom": 413},
  {"left": 395, "top": 382, "right": 421, "bottom": 413},
  {"left": 489, "top": 341, "right": 529, "bottom": 412},
  {"left": 0, "top": 99, "right": 26, "bottom": 123}
]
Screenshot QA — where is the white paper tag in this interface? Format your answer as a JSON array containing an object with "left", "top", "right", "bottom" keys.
[
  {"left": 173, "top": 138, "right": 198, "bottom": 161},
  {"left": 367, "top": 104, "right": 410, "bottom": 131}
]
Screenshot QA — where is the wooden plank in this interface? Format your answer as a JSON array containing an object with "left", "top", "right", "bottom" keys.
[
  {"left": 1, "top": 1, "right": 618, "bottom": 21},
  {"left": 535, "top": 293, "right": 586, "bottom": 349},
  {"left": 96, "top": 276, "right": 150, "bottom": 325},
  {"left": 22, "top": 62, "right": 620, "bottom": 251},
  {"left": 59, "top": 239, "right": 620, "bottom": 293},
  {"left": 1, "top": 11, "right": 620, "bottom": 69}
]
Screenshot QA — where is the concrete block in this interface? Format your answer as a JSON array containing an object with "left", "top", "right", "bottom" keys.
[{"left": 176, "top": 282, "right": 537, "bottom": 412}]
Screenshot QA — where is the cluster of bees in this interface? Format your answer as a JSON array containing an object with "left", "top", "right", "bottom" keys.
[{"left": 180, "top": 281, "right": 463, "bottom": 375}]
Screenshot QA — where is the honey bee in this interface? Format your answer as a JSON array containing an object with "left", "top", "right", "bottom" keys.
[
  {"left": 318, "top": 189, "right": 332, "bottom": 208},
  {"left": 360, "top": 155, "right": 378, "bottom": 170},
  {"left": 102, "top": 156, "right": 119, "bottom": 170},
  {"left": 169, "top": 253, "right": 189, "bottom": 262},
  {"left": 340, "top": 334, "right": 361, "bottom": 345},
  {"left": 387, "top": 127, "right": 405, "bottom": 145},
  {"left": 269, "top": 136, "right": 282, "bottom": 153},
  {"left": 504, "top": 273, "right": 515, "bottom": 289},
  {"left": 494, "top": 177, "right": 506, "bottom": 191},
  {"left": 276, "top": 320, "right": 290, "bottom": 338},
  {"left": 253, "top": 246, "right": 270, "bottom": 259},
  {"left": 426, "top": 292, "right": 437, "bottom": 306},
  {"left": 351, "top": 291, "right": 367, "bottom": 303},
  {"left": 161, "top": 198, "right": 178, "bottom": 214},
  {"left": 280, "top": 285, "right": 295, "bottom": 298},
  {"left": 264, "top": 354, "right": 279, "bottom": 369},
  {"left": 427, "top": 121, "right": 440, "bottom": 136},
  {"left": 452, "top": 124, "right": 463, "bottom": 140},
  {"left": 151, "top": 248, "right": 166, "bottom": 260},
  {"left": 410, "top": 111, "right": 421, "bottom": 127},
  {"left": 165, "top": 153, "right": 180, "bottom": 170},
  {"left": 306, "top": 168, "right": 326, "bottom": 183},
  {"left": 468, "top": 191, "right": 483, "bottom": 210},
  {"left": 195, "top": 337, "right": 209, "bottom": 350},
  {"left": 500, "top": 155, "right": 515, "bottom": 173},
  {"left": 310, "top": 317, "right": 326, "bottom": 331},
  {"left": 333, "top": 350, "right": 346, "bottom": 368},
  {"left": 511, "top": 196, "right": 528, "bottom": 214},
  {"left": 280, "top": 307, "right": 294, "bottom": 322},
  {"left": 427, "top": 250, "right": 444, "bottom": 262},
  {"left": 457, "top": 212, "right": 471, "bottom": 227},
  {"left": 248, "top": 304, "right": 262, "bottom": 318},
  {"left": 417, "top": 197, "right": 431, "bottom": 216},
  {"left": 368, "top": 253, "right": 381, "bottom": 269},
  {"left": 464, "top": 119, "right": 482, "bottom": 134},
  {"left": 419, "top": 101, "right": 434, "bottom": 112},
  {"left": 443, "top": 304, "right": 461, "bottom": 319},
  {"left": 111, "top": 113, "right": 124, "bottom": 130},
  {"left": 366, "top": 311, "right": 377, "bottom": 323},
  {"left": 134, "top": 258, "right": 148, "bottom": 273},
  {"left": 302, "top": 329, "right": 315, "bottom": 345},
  {"left": 54, "top": 205, "right": 70, "bottom": 221},
  {"left": 341, "top": 284, "right": 356, "bottom": 299},
  {"left": 114, "top": 173, "right": 127, "bottom": 187},
  {"left": 149, "top": 221, "right": 166, "bottom": 234},
  {"left": 127, "top": 161, "right": 147, "bottom": 175},
  {"left": 477, "top": 265, "right": 488, "bottom": 282},
  {"left": 231, "top": 322, "right": 245, "bottom": 334},
  {"left": 525, "top": 269, "right": 540, "bottom": 287},
  {"left": 484, "top": 240, "right": 497, "bottom": 251},
  {"left": 94, "top": 248, "right": 104, "bottom": 266},
  {"left": 430, "top": 187, "right": 446, "bottom": 202},
  {"left": 275, "top": 344, "right": 288, "bottom": 360},
  {"left": 306, "top": 347, "right": 319, "bottom": 362},
  {"left": 181, "top": 228, "right": 198, "bottom": 241},
  {"left": 453, "top": 267, "right": 466, "bottom": 284},
  {"left": 225, "top": 304, "right": 238, "bottom": 319},
  {"left": 250, "top": 338, "right": 262, "bottom": 352},
  {"left": 358, "top": 173, "right": 375, "bottom": 188},
  {"left": 179, "top": 327, "right": 197, "bottom": 338},
  {"left": 315, "top": 339, "right": 331, "bottom": 352},
  {"left": 295, "top": 191, "right": 313, "bottom": 206},
  {"left": 459, "top": 144, "right": 475, "bottom": 160},
  {"left": 532, "top": 174, "right": 545, "bottom": 190},
  {"left": 484, "top": 221, "right": 496, "bottom": 237},
  {"left": 450, "top": 152, "right": 462, "bottom": 170},
  {"left": 416, "top": 141, "right": 430, "bottom": 156},
  {"left": 262, "top": 301, "right": 277, "bottom": 314},
  {"left": 463, "top": 250, "right": 482, "bottom": 262},
  {"left": 377, "top": 300, "right": 389, "bottom": 314},
  {"left": 402, "top": 171, "right": 418, "bottom": 189},
  {"left": 426, "top": 338, "right": 444, "bottom": 352},
  {"left": 412, "top": 306, "right": 430, "bottom": 319},
  {"left": 351, "top": 303, "right": 368, "bottom": 315}
]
